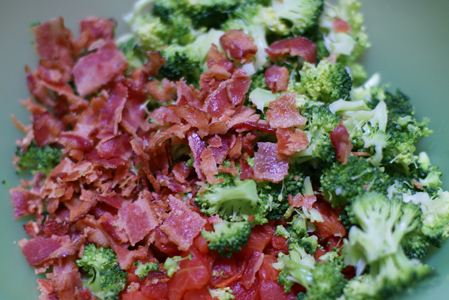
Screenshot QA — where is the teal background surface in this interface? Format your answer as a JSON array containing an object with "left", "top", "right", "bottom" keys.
[{"left": 0, "top": 1, "right": 448, "bottom": 299}]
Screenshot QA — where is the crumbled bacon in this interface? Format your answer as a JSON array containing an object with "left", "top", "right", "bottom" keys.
[
  {"left": 333, "top": 18, "right": 351, "bottom": 33},
  {"left": 160, "top": 196, "right": 207, "bottom": 251},
  {"left": 72, "top": 40, "right": 127, "bottom": 97},
  {"left": 330, "top": 120, "right": 353, "bottom": 165},
  {"left": 276, "top": 128, "right": 309, "bottom": 156},
  {"left": 265, "top": 65, "right": 289, "bottom": 93},
  {"left": 254, "top": 142, "right": 289, "bottom": 183},
  {"left": 266, "top": 36, "right": 317, "bottom": 64},
  {"left": 220, "top": 30, "right": 258, "bottom": 64},
  {"left": 266, "top": 93, "right": 307, "bottom": 129}
]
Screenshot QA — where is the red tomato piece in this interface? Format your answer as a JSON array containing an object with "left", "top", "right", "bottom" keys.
[
  {"left": 141, "top": 282, "right": 169, "bottom": 300},
  {"left": 154, "top": 227, "right": 181, "bottom": 256},
  {"left": 313, "top": 200, "right": 346, "bottom": 240},
  {"left": 259, "top": 280, "right": 296, "bottom": 300},
  {"left": 210, "top": 256, "right": 243, "bottom": 288},
  {"left": 229, "top": 276, "right": 260, "bottom": 300},
  {"left": 121, "top": 291, "right": 151, "bottom": 300},
  {"left": 258, "top": 255, "right": 279, "bottom": 282},
  {"left": 245, "top": 223, "right": 275, "bottom": 253},
  {"left": 184, "top": 286, "right": 215, "bottom": 300},
  {"left": 168, "top": 247, "right": 211, "bottom": 300}
]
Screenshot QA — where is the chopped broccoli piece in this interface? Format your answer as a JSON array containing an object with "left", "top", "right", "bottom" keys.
[
  {"left": 401, "top": 229, "right": 430, "bottom": 259},
  {"left": 116, "top": 34, "right": 147, "bottom": 70},
  {"left": 181, "top": 0, "right": 241, "bottom": 29},
  {"left": 298, "top": 261, "right": 347, "bottom": 300},
  {"left": 16, "top": 141, "right": 62, "bottom": 176},
  {"left": 271, "top": 0, "right": 324, "bottom": 37},
  {"left": 403, "top": 191, "right": 449, "bottom": 247},
  {"left": 163, "top": 254, "right": 193, "bottom": 278},
  {"left": 201, "top": 221, "right": 252, "bottom": 258},
  {"left": 209, "top": 286, "right": 235, "bottom": 300},
  {"left": 274, "top": 243, "right": 316, "bottom": 292},
  {"left": 294, "top": 105, "right": 340, "bottom": 164},
  {"left": 298, "top": 60, "right": 352, "bottom": 102},
  {"left": 76, "top": 244, "right": 127, "bottom": 300},
  {"left": 320, "top": 155, "right": 390, "bottom": 207},
  {"left": 343, "top": 192, "right": 433, "bottom": 300},
  {"left": 134, "top": 261, "right": 159, "bottom": 280}
]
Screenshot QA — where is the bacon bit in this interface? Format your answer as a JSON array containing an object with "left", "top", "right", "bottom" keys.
[
  {"left": 199, "top": 147, "right": 220, "bottom": 184},
  {"left": 266, "top": 36, "right": 317, "bottom": 64},
  {"left": 169, "top": 105, "right": 210, "bottom": 138},
  {"left": 254, "top": 142, "right": 289, "bottom": 183},
  {"left": 266, "top": 93, "right": 307, "bottom": 129},
  {"left": 79, "top": 17, "right": 115, "bottom": 50},
  {"left": 227, "top": 106, "right": 260, "bottom": 130},
  {"left": 276, "top": 128, "right": 309, "bottom": 156},
  {"left": 72, "top": 40, "right": 128, "bottom": 97},
  {"left": 173, "top": 162, "right": 192, "bottom": 184},
  {"left": 241, "top": 251, "right": 264, "bottom": 289},
  {"left": 146, "top": 80, "right": 176, "bottom": 103},
  {"left": 333, "top": 18, "right": 351, "bottom": 33},
  {"left": 207, "top": 44, "right": 227, "bottom": 68},
  {"left": 203, "top": 81, "right": 233, "bottom": 118},
  {"left": 265, "top": 65, "right": 289, "bottom": 93},
  {"left": 97, "top": 82, "right": 128, "bottom": 138},
  {"left": 117, "top": 193, "right": 160, "bottom": 246},
  {"left": 176, "top": 80, "right": 203, "bottom": 110},
  {"left": 25, "top": 67, "right": 55, "bottom": 107},
  {"left": 231, "top": 121, "right": 276, "bottom": 135},
  {"left": 227, "top": 69, "right": 252, "bottom": 106},
  {"left": 220, "top": 30, "right": 258, "bottom": 64},
  {"left": 31, "top": 18, "right": 74, "bottom": 82},
  {"left": 288, "top": 193, "right": 317, "bottom": 212},
  {"left": 352, "top": 151, "right": 372, "bottom": 157},
  {"left": 10, "top": 188, "right": 43, "bottom": 219},
  {"left": 413, "top": 179, "right": 424, "bottom": 190},
  {"left": 188, "top": 130, "right": 207, "bottom": 181},
  {"left": 208, "top": 135, "right": 223, "bottom": 148},
  {"left": 199, "top": 66, "right": 232, "bottom": 93},
  {"left": 33, "top": 111, "right": 62, "bottom": 147},
  {"left": 160, "top": 196, "right": 207, "bottom": 251},
  {"left": 144, "top": 51, "right": 167, "bottom": 77},
  {"left": 330, "top": 120, "right": 353, "bottom": 165}
]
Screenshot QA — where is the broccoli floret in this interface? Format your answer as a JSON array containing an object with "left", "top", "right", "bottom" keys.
[
  {"left": 209, "top": 287, "right": 235, "bottom": 300},
  {"left": 163, "top": 254, "right": 193, "bottom": 278},
  {"left": 294, "top": 105, "right": 340, "bottom": 164},
  {"left": 271, "top": 0, "right": 324, "bottom": 37},
  {"left": 195, "top": 177, "right": 265, "bottom": 223},
  {"left": 298, "top": 261, "right": 347, "bottom": 300},
  {"left": 343, "top": 192, "right": 433, "bottom": 300},
  {"left": 159, "top": 29, "right": 224, "bottom": 84},
  {"left": 16, "top": 141, "right": 62, "bottom": 176},
  {"left": 401, "top": 229, "right": 430, "bottom": 259},
  {"left": 298, "top": 60, "right": 352, "bottom": 102},
  {"left": 76, "top": 244, "right": 127, "bottom": 300},
  {"left": 383, "top": 116, "right": 431, "bottom": 171},
  {"left": 201, "top": 221, "right": 251, "bottom": 258},
  {"left": 403, "top": 191, "right": 449, "bottom": 247},
  {"left": 181, "top": 0, "right": 241, "bottom": 29},
  {"left": 134, "top": 261, "right": 160, "bottom": 280},
  {"left": 320, "top": 155, "right": 390, "bottom": 207},
  {"left": 274, "top": 243, "right": 316, "bottom": 292}
]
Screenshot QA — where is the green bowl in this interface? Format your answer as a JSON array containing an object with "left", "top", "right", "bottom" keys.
[{"left": 0, "top": 0, "right": 448, "bottom": 299}]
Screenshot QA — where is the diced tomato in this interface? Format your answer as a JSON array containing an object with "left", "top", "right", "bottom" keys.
[
  {"left": 210, "top": 256, "right": 243, "bottom": 288},
  {"left": 271, "top": 235, "right": 289, "bottom": 254},
  {"left": 314, "top": 247, "right": 327, "bottom": 260},
  {"left": 259, "top": 280, "right": 296, "bottom": 300},
  {"left": 313, "top": 200, "right": 346, "bottom": 240},
  {"left": 229, "top": 276, "right": 260, "bottom": 300},
  {"left": 194, "top": 234, "right": 210, "bottom": 254},
  {"left": 245, "top": 223, "right": 275, "bottom": 253},
  {"left": 121, "top": 291, "right": 151, "bottom": 300},
  {"left": 141, "top": 282, "right": 169, "bottom": 300},
  {"left": 241, "top": 251, "right": 264, "bottom": 289},
  {"left": 154, "top": 227, "right": 181, "bottom": 256},
  {"left": 258, "top": 255, "right": 279, "bottom": 282},
  {"left": 184, "top": 286, "right": 215, "bottom": 300},
  {"left": 168, "top": 247, "right": 211, "bottom": 300}
]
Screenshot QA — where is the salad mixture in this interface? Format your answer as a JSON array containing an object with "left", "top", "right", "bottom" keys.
[{"left": 10, "top": 0, "right": 449, "bottom": 299}]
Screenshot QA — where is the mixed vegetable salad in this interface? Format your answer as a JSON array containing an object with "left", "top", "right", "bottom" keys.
[{"left": 10, "top": 0, "right": 449, "bottom": 299}]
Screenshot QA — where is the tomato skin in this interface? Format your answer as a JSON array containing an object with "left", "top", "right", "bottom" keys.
[
  {"left": 141, "top": 282, "right": 169, "bottom": 300},
  {"left": 259, "top": 280, "right": 296, "bottom": 300},
  {"left": 121, "top": 291, "right": 151, "bottom": 300},
  {"left": 194, "top": 234, "right": 210, "bottom": 254},
  {"left": 168, "top": 247, "right": 211, "bottom": 300},
  {"left": 229, "top": 276, "right": 260, "bottom": 300},
  {"left": 183, "top": 286, "right": 214, "bottom": 300},
  {"left": 245, "top": 223, "right": 275, "bottom": 253},
  {"left": 210, "top": 256, "right": 243, "bottom": 288},
  {"left": 258, "top": 255, "right": 279, "bottom": 282},
  {"left": 313, "top": 200, "right": 346, "bottom": 240}
]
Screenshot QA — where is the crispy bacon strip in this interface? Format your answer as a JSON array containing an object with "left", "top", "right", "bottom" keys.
[
  {"left": 220, "top": 30, "right": 258, "bottom": 64},
  {"left": 265, "top": 36, "right": 317, "bottom": 64},
  {"left": 330, "top": 120, "right": 353, "bottom": 165}
]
